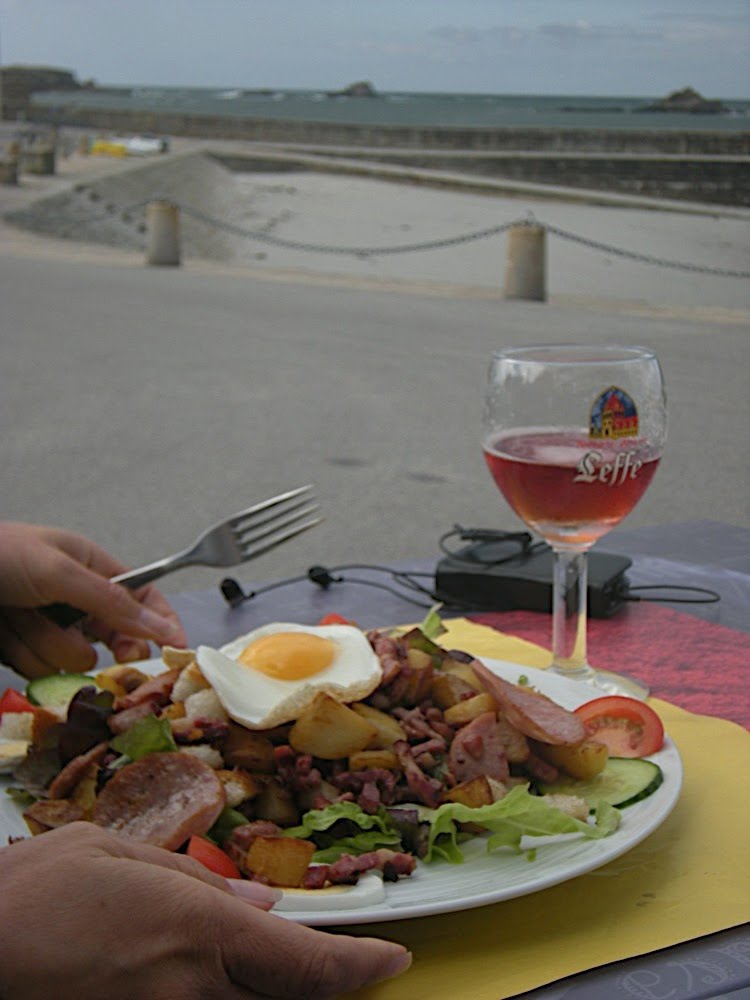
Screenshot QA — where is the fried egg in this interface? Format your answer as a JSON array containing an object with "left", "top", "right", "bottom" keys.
[{"left": 196, "top": 623, "right": 382, "bottom": 730}]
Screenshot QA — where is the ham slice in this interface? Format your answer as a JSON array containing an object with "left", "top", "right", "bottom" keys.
[{"left": 449, "top": 712, "right": 509, "bottom": 784}]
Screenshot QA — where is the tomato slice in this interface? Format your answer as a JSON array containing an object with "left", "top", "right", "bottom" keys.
[
  {"left": 574, "top": 696, "right": 664, "bottom": 758},
  {"left": 317, "top": 612, "right": 354, "bottom": 626},
  {"left": 0, "top": 689, "right": 36, "bottom": 716},
  {"left": 186, "top": 835, "right": 242, "bottom": 880}
]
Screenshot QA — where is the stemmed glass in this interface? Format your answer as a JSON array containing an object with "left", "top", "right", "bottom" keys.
[{"left": 481, "top": 344, "right": 667, "bottom": 698}]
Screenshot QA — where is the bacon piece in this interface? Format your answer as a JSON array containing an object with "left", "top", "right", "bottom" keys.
[
  {"left": 449, "top": 712, "right": 510, "bottom": 784},
  {"left": 523, "top": 751, "right": 560, "bottom": 784},
  {"left": 471, "top": 661, "right": 585, "bottom": 746},
  {"left": 171, "top": 717, "right": 230, "bottom": 745},
  {"left": 92, "top": 751, "right": 225, "bottom": 850},
  {"left": 328, "top": 848, "right": 416, "bottom": 883},
  {"left": 48, "top": 741, "right": 109, "bottom": 800},
  {"left": 113, "top": 668, "right": 181, "bottom": 712},
  {"left": 275, "top": 747, "right": 324, "bottom": 794},
  {"left": 332, "top": 768, "right": 398, "bottom": 811},
  {"left": 108, "top": 699, "right": 162, "bottom": 735},
  {"left": 394, "top": 740, "right": 443, "bottom": 808}
]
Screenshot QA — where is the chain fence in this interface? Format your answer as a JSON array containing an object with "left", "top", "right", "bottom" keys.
[{"left": 57, "top": 189, "right": 750, "bottom": 279}]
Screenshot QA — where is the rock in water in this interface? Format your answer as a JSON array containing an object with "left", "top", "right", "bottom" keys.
[{"left": 641, "top": 87, "right": 728, "bottom": 114}]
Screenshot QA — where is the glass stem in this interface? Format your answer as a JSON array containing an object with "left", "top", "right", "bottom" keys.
[{"left": 550, "top": 547, "right": 594, "bottom": 680}]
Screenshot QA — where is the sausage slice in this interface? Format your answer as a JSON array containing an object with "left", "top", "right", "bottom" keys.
[
  {"left": 471, "top": 661, "right": 585, "bottom": 747},
  {"left": 92, "top": 751, "right": 225, "bottom": 850}
]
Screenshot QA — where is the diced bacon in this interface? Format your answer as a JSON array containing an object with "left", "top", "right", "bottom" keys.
[
  {"left": 113, "top": 669, "right": 181, "bottom": 712},
  {"left": 523, "top": 751, "right": 560, "bottom": 784},
  {"left": 327, "top": 848, "right": 416, "bottom": 883},
  {"left": 394, "top": 741, "right": 443, "bottom": 808},
  {"left": 108, "top": 700, "right": 161, "bottom": 735}
]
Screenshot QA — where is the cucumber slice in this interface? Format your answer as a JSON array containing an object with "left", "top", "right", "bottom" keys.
[
  {"left": 537, "top": 757, "right": 664, "bottom": 811},
  {"left": 26, "top": 673, "right": 96, "bottom": 709}
]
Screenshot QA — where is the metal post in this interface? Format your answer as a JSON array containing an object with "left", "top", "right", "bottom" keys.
[
  {"left": 503, "top": 224, "right": 546, "bottom": 301},
  {"left": 146, "top": 200, "right": 181, "bottom": 267}
]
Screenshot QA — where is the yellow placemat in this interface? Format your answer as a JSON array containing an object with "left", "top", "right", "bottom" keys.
[{"left": 342, "top": 618, "right": 750, "bottom": 1000}]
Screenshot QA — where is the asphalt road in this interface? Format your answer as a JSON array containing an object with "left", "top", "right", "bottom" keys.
[{"left": 1, "top": 248, "right": 748, "bottom": 597}]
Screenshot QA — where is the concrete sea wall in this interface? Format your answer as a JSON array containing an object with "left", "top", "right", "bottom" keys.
[
  {"left": 25, "top": 103, "right": 750, "bottom": 206},
  {"left": 30, "top": 104, "right": 750, "bottom": 154}
]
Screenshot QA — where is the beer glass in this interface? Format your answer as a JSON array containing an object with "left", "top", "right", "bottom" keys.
[{"left": 481, "top": 345, "right": 667, "bottom": 698}]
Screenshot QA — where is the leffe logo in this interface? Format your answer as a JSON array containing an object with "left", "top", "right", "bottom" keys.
[{"left": 574, "top": 449, "right": 643, "bottom": 486}]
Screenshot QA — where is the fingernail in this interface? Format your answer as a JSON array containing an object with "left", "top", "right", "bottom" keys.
[
  {"left": 229, "top": 879, "right": 283, "bottom": 905},
  {"left": 137, "top": 607, "right": 182, "bottom": 640},
  {"left": 380, "top": 950, "right": 412, "bottom": 981}
]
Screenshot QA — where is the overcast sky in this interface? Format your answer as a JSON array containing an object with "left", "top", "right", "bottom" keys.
[{"left": 1, "top": 1, "right": 748, "bottom": 98}]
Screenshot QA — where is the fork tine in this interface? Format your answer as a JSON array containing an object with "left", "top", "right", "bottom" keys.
[
  {"left": 238, "top": 514, "right": 324, "bottom": 563},
  {"left": 236, "top": 504, "right": 321, "bottom": 550},
  {"left": 226, "top": 485, "right": 314, "bottom": 529},
  {"left": 231, "top": 495, "right": 319, "bottom": 537}
]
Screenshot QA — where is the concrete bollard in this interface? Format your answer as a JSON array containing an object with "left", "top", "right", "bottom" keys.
[
  {"left": 503, "top": 224, "right": 547, "bottom": 301},
  {"left": 22, "top": 145, "right": 56, "bottom": 176},
  {"left": 0, "top": 159, "right": 19, "bottom": 185},
  {"left": 146, "top": 200, "right": 181, "bottom": 267}
]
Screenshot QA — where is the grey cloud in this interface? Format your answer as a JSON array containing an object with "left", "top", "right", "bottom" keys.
[
  {"left": 536, "top": 21, "right": 663, "bottom": 42},
  {"left": 429, "top": 21, "right": 664, "bottom": 47}
]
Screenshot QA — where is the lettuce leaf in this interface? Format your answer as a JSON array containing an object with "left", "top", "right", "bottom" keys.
[
  {"left": 208, "top": 805, "right": 251, "bottom": 846},
  {"left": 284, "top": 801, "right": 402, "bottom": 862},
  {"left": 422, "top": 785, "right": 621, "bottom": 863},
  {"left": 419, "top": 604, "right": 447, "bottom": 641},
  {"left": 110, "top": 714, "right": 176, "bottom": 761}
]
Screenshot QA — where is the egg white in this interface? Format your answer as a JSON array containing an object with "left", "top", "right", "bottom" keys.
[
  {"left": 273, "top": 871, "right": 386, "bottom": 912},
  {"left": 196, "top": 623, "right": 382, "bottom": 730}
]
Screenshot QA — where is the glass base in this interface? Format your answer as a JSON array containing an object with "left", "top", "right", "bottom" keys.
[{"left": 549, "top": 664, "right": 650, "bottom": 700}]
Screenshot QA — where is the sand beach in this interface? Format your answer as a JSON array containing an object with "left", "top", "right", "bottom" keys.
[{"left": 1, "top": 128, "right": 748, "bottom": 594}]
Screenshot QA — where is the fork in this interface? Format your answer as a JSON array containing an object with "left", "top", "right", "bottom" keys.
[{"left": 43, "top": 485, "right": 322, "bottom": 628}]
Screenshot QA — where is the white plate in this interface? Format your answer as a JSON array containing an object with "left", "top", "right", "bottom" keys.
[{"left": 0, "top": 658, "right": 682, "bottom": 926}]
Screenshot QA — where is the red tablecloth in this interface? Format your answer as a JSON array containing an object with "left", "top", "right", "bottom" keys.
[{"left": 471, "top": 602, "right": 750, "bottom": 729}]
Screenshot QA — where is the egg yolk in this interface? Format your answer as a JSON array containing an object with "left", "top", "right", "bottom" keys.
[{"left": 238, "top": 633, "right": 336, "bottom": 680}]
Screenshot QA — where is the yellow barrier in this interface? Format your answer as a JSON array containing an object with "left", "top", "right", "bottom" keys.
[{"left": 90, "top": 140, "right": 128, "bottom": 158}]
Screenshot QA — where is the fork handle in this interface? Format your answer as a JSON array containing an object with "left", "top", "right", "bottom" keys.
[{"left": 110, "top": 554, "right": 186, "bottom": 590}]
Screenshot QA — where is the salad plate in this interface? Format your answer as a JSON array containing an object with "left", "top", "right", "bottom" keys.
[{"left": 0, "top": 657, "right": 683, "bottom": 926}]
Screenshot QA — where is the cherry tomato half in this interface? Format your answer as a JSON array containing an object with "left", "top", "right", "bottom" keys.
[
  {"left": 574, "top": 696, "right": 664, "bottom": 758},
  {"left": 317, "top": 612, "right": 354, "bottom": 626},
  {"left": 0, "top": 689, "right": 36, "bottom": 717},
  {"left": 186, "top": 835, "right": 242, "bottom": 880}
]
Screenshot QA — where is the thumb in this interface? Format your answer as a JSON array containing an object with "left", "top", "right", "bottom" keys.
[{"left": 223, "top": 908, "right": 412, "bottom": 999}]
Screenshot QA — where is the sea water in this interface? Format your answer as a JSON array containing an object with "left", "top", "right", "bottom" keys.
[{"left": 31, "top": 87, "right": 750, "bottom": 132}]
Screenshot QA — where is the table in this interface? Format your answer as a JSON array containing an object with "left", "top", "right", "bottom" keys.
[
  {"left": 2, "top": 520, "right": 748, "bottom": 999},
  {"left": 161, "top": 519, "right": 749, "bottom": 1000}
]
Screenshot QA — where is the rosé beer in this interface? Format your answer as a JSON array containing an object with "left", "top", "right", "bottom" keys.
[{"left": 483, "top": 429, "right": 661, "bottom": 548}]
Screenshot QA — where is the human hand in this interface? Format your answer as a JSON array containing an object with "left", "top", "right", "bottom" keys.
[
  {"left": 0, "top": 824, "right": 412, "bottom": 1000},
  {"left": 0, "top": 522, "right": 187, "bottom": 679}
]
